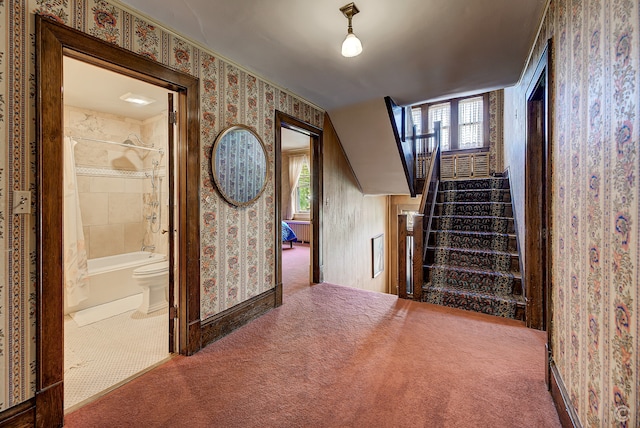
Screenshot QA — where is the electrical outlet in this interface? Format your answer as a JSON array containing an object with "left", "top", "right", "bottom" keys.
[{"left": 13, "top": 191, "right": 31, "bottom": 214}]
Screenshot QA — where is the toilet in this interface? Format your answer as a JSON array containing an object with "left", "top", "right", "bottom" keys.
[{"left": 132, "top": 261, "right": 169, "bottom": 314}]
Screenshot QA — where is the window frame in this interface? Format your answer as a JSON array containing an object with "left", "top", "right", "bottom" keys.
[
  {"left": 294, "top": 160, "right": 311, "bottom": 215},
  {"left": 418, "top": 92, "right": 490, "bottom": 152}
]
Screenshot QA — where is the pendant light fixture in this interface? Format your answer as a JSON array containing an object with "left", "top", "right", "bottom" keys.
[{"left": 340, "top": 2, "right": 362, "bottom": 57}]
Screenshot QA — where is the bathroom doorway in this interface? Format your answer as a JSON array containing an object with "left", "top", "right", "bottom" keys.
[
  {"left": 61, "top": 57, "right": 175, "bottom": 411},
  {"left": 36, "top": 17, "right": 201, "bottom": 423}
]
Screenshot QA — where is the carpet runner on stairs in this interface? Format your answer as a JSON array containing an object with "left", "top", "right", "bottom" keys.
[{"left": 423, "top": 177, "right": 525, "bottom": 320}]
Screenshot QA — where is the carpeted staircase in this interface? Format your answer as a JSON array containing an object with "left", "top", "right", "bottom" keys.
[{"left": 422, "top": 177, "right": 525, "bottom": 320}]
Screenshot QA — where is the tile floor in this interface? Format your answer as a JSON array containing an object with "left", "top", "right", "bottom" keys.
[{"left": 64, "top": 303, "right": 170, "bottom": 411}]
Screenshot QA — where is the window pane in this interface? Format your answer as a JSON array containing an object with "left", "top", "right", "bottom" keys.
[
  {"left": 296, "top": 162, "right": 311, "bottom": 213},
  {"left": 428, "top": 102, "right": 450, "bottom": 151},
  {"left": 458, "top": 97, "right": 483, "bottom": 149},
  {"left": 411, "top": 107, "right": 422, "bottom": 135}
]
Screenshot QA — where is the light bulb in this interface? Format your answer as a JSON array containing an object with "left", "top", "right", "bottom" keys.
[{"left": 341, "top": 33, "right": 363, "bottom": 57}]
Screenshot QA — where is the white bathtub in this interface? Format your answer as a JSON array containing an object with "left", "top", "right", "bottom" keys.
[{"left": 64, "top": 251, "right": 166, "bottom": 315}]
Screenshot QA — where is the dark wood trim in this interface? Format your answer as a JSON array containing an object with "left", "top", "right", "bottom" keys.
[
  {"left": 524, "top": 40, "right": 552, "bottom": 331},
  {"left": 412, "top": 215, "right": 424, "bottom": 301},
  {"left": 275, "top": 111, "right": 323, "bottom": 284},
  {"left": 397, "top": 215, "right": 408, "bottom": 299},
  {"left": 545, "top": 39, "right": 555, "bottom": 378},
  {"left": 35, "top": 383, "right": 63, "bottom": 428},
  {"left": 167, "top": 93, "right": 176, "bottom": 353},
  {"left": 0, "top": 399, "right": 35, "bottom": 428},
  {"left": 423, "top": 92, "right": 491, "bottom": 152},
  {"left": 483, "top": 92, "right": 491, "bottom": 148},
  {"left": 384, "top": 96, "right": 415, "bottom": 196},
  {"left": 450, "top": 98, "right": 459, "bottom": 150},
  {"left": 550, "top": 359, "right": 582, "bottom": 428},
  {"left": 36, "top": 15, "right": 200, "bottom": 424},
  {"left": 200, "top": 287, "right": 278, "bottom": 347}
]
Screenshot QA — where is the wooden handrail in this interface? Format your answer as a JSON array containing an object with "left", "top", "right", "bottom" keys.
[
  {"left": 413, "top": 122, "right": 441, "bottom": 300},
  {"left": 418, "top": 122, "right": 441, "bottom": 213},
  {"left": 385, "top": 97, "right": 416, "bottom": 196}
]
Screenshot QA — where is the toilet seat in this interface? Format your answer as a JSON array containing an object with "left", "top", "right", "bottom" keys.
[{"left": 133, "top": 261, "right": 169, "bottom": 276}]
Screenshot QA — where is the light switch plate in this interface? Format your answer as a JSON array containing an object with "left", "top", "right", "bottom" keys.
[{"left": 13, "top": 191, "right": 31, "bottom": 214}]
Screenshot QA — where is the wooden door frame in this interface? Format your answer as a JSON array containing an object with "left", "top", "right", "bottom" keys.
[
  {"left": 36, "top": 16, "right": 200, "bottom": 426},
  {"left": 275, "top": 111, "right": 323, "bottom": 296},
  {"left": 524, "top": 39, "right": 553, "bottom": 334}
]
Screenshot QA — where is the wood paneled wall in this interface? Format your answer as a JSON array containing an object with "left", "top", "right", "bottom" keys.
[{"left": 322, "top": 115, "right": 388, "bottom": 293}]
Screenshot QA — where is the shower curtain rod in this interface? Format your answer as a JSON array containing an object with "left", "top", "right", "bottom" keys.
[{"left": 73, "top": 136, "right": 164, "bottom": 154}]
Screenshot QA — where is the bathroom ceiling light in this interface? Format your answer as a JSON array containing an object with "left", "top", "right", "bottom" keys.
[
  {"left": 340, "top": 2, "right": 363, "bottom": 58},
  {"left": 119, "top": 92, "right": 157, "bottom": 106}
]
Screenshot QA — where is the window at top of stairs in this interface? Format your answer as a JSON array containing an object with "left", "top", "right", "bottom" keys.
[{"left": 412, "top": 92, "right": 488, "bottom": 152}]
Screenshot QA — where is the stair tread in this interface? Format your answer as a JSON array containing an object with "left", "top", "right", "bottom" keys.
[
  {"left": 440, "top": 188, "right": 510, "bottom": 192},
  {"left": 433, "top": 215, "right": 515, "bottom": 220},
  {"left": 436, "top": 201, "right": 512, "bottom": 205},
  {"left": 431, "top": 229, "right": 516, "bottom": 238},
  {"left": 423, "top": 284, "right": 525, "bottom": 303},
  {"left": 425, "top": 264, "right": 522, "bottom": 279},
  {"left": 427, "top": 246, "right": 518, "bottom": 257}
]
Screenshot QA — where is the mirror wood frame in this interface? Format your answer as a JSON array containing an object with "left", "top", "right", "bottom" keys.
[
  {"left": 210, "top": 125, "right": 269, "bottom": 207},
  {"left": 35, "top": 16, "right": 201, "bottom": 426}
]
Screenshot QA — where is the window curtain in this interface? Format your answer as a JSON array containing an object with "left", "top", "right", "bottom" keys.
[
  {"left": 287, "top": 154, "right": 308, "bottom": 220},
  {"left": 64, "top": 136, "right": 89, "bottom": 307}
]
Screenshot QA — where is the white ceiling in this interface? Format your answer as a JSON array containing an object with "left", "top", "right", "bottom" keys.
[
  {"left": 281, "top": 128, "right": 310, "bottom": 152},
  {"left": 63, "top": 56, "right": 170, "bottom": 121},
  {"left": 64, "top": 57, "right": 307, "bottom": 150},
  {"left": 75, "top": 0, "right": 547, "bottom": 195},
  {"left": 117, "top": 0, "right": 547, "bottom": 111}
]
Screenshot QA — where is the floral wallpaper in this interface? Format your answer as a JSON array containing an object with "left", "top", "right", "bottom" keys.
[
  {"left": 488, "top": 89, "right": 504, "bottom": 174},
  {"left": 0, "top": 0, "right": 322, "bottom": 410},
  {"left": 504, "top": 0, "right": 638, "bottom": 426}
]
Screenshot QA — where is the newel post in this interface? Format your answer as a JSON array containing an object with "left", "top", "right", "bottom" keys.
[
  {"left": 398, "top": 214, "right": 408, "bottom": 299},
  {"left": 412, "top": 214, "right": 424, "bottom": 301}
]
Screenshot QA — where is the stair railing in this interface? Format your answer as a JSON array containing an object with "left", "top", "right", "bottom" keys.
[
  {"left": 413, "top": 121, "right": 441, "bottom": 193},
  {"left": 397, "top": 215, "right": 412, "bottom": 298},
  {"left": 413, "top": 132, "right": 440, "bottom": 301},
  {"left": 397, "top": 122, "right": 441, "bottom": 300}
]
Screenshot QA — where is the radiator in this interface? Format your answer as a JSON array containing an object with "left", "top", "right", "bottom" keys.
[{"left": 285, "top": 221, "right": 311, "bottom": 243}]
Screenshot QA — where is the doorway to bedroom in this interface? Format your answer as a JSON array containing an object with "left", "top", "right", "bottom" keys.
[
  {"left": 276, "top": 112, "right": 323, "bottom": 297},
  {"left": 281, "top": 127, "right": 312, "bottom": 290}
]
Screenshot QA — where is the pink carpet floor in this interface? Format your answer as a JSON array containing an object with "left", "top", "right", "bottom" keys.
[{"left": 65, "top": 243, "right": 560, "bottom": 427}]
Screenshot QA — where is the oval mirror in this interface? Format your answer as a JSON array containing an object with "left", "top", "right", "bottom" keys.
[{"left": 210, "top": 125, "right": 268, "bottom": 207}]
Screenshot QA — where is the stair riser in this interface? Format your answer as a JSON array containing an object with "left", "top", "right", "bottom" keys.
[
  {"left": 434, "top": 203, "right": 513, "bottom": 217},
  {"left": 422, "top": 178, "right": 524, "bottom": 321},
  {"left": 424, "top": 289, "right": 523, "bottom": 320},
  {"left": 431, "top": 232, "right": 517, "bottom": 252},
  {"left": 427, "top": 267, "right": 518, "bottom": 295},
  {"left": 428, "top": 249, "right": 519, "bottom": 272},
  {"left": 432, "top": 217, "right": 515, "bottom": 234},
  {"left": 439, "top": 178, "right": 510, "bottom": 191},
  {"left": 438, "top": 190, "right": 511, "bottom": 203}
]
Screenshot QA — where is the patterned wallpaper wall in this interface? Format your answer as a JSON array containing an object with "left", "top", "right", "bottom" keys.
[
  {"left": 488, "top": 90, "right": 504, "bottom": 175},
  {"left": 504, "top": 1, "right": 638, "bottom": 426},
  {"left": 0, "top": 0, "right": 322, "bottom": 410}
]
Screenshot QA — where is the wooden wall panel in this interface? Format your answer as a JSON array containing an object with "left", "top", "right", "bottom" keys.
[{"left": 322, "top": 115, "right": 388, "bottom": 293}]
